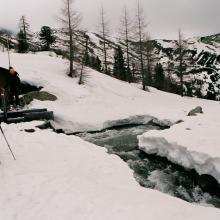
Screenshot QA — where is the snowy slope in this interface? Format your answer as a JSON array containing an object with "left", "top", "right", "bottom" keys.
[
  {"left": 72, "top": 31, "right": 220, "bottom": 100},
  {"left": 1, "top": 51, "right": 218, "bottom": 133},
  {"left": 1, "top": 51, "right": 220, "bottom": 218},
  {"left": 138, "top": 110, "right": 220, "bottom": 184},
  {"left": 0, "top": 122, "right": 220, "bottom": 220}
]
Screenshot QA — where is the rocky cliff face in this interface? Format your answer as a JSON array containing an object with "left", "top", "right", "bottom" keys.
[{"left": 151, "top": 36, "right": 220, "bottom": 99}]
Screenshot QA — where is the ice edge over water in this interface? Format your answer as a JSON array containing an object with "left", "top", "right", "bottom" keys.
[
  {"left": 51, "top": 115, "right": 174, "bottom": 134},
  {"left": 138, "top": 135, "right": 220, "bottom": 184}
]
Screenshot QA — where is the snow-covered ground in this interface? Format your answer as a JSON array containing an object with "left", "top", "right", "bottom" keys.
[
  {"left": 0, "top": 51, "right": 215, "bottom": 133},
  {"left": 138, "top": 110, "right": 220, "bottom": 183},
  {"left": 1, "top": 51, "right": 220, "bottom": 218},
  {"left": 1, "top": 122, "right": 220, "bottom": 220}
]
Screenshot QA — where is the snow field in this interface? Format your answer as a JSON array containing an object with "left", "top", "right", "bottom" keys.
[{"left": 0, "top": 122, "right": 220, "bottom": 220}]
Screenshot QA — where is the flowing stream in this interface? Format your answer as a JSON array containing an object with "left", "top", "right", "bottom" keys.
[{"left": 76, "top": 123, "right": 220, "bottom": 208}]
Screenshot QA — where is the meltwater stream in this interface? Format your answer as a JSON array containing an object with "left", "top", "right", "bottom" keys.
[{"left": 77, "top": 124, "right": 220, "bottom": 208}]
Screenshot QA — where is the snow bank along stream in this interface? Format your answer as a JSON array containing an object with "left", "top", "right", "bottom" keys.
[
  {"left": 18, "top": 79, "right": 220, "bottom": 209},
  {"left": 74, "top": 122, "right": 220, "bottom": 208}
]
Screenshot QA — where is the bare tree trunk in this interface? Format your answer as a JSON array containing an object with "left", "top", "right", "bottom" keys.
[
  {"left": 59, "top": 0, "right": 81, "bottom": 77},
  {"left": 78, "top": 36, "right": 89, "bottom": 85},
  {"left": 178, "top": 29, "right": 184, "bottom": 96},
  {"left": 136, "top": 2, "right": 146, "bottom": 90},
  {"left": 123, "top": 7, "right": 131, "bottom": 82},
  {"left": 147, "top": 55, "right": 151, "bottom": 86},
  {"left": 145, "top": 36, "right": 155, "bottom": 87},
  {"left": 22, "top": 17, "right": 26, "bottom": 35},
  {"left": 100, "top": 6, "right": 108, "bottom": 74},
  {"left": 67, "top": 0, "right": 74, "bottom": 77},
  {"left": 78, "top": 58, "right": 85, "bottom": 84},
  {"left": 18, "top": 15, "right": 31, "bottom": 52}
]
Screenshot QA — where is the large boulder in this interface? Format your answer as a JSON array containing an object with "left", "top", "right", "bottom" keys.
[
  {"left": 187, "top": 106, "right": 203, "bottom": 116},
  {"left": 22, "top": 91, "right": 57, "bottom": 105}
]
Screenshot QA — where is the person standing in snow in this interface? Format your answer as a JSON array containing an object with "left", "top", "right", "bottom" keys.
[{"left": 8, "top": 66, "right": 21, "bottom": 106}]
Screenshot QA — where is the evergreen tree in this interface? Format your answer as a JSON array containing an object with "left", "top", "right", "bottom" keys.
[
  {"left": 154, "top": 63, "right": 165, "bottom": 90},
  {"left": 90, "top": 56, "right": 96, "bottom": 68},
  {"left": 113, "top": 46, "right": 126, "bottom": 81},
  {"left": 84, "top": 52, "right": 90, "bottom": 66},
  {"left": 126, "top": 66, "right": 132, "bottom": 82},
  {"left": 17, "top": 30, "right": 29, "bottom": 53},
  {"left": 94, "top": 56, "right": 102, "bottom": 72},
  {"left": 39, "top": 26, "right": 56, "bottom": 50},
  {"left": 17, "top": 16, "right": 31, "bottom": 53},
  {"left": 131, "top": 62, "right": 137, "bottom": 81},
  {"left": 163, "top": 61, "right": 174, "bottom": 92}
]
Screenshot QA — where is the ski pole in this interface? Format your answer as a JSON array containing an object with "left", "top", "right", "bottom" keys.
[
  {"left": 0, "top": 125, "right": 16, "bottom": 160},
  {"left": 0, "top": 89, "right": 8, "bottom": 122},
  {"left": 7, "top": 36, "right": 11, "bottom": 67}
]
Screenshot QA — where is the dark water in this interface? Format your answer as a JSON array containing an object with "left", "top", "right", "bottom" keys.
[{"left": 77, "top": 124, "right": 220, "bottom": 208}]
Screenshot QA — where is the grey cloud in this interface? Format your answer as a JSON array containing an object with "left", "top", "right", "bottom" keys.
[{"left": 0, "top": 0, "right": 219, "bottom": 39}]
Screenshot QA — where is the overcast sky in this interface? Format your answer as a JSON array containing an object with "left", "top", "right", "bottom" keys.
[{"left": 0, "top": 0, "right": 219, "bottom": 39}]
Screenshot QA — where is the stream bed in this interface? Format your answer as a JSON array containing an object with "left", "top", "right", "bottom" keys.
[{"left": 76, "top": 123, "right": 220, "bottom": 208}]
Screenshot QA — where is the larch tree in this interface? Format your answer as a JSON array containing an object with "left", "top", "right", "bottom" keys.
[
  {"left": 119, "top": 6, "right": 133, "bottom": 82},
  {"left": 78, "top": 54, "right": 86, "bottom": 85},
  {"left": 78, "top": 33, "right": 89, "bottom": 85},
  {"left": 17, "top": 16, "right": 31, "bottom": 53},
  {"left": 99, "top": 6, "right": 109, "bottom": 75},
  {"left": 134, "top": 1, "right": 148, "bottom": 91},
  {"left": 59, "top": 0, "right": 81, "bottom": 77},
  {"left": 144, "top": 34, "right": 156, "bottom": 87},
  {"left": 175, "top": 29, "right": 188, "bottom": 96},
  {"left": 83, "top": 34, "right": 90, "bottom": 66}
]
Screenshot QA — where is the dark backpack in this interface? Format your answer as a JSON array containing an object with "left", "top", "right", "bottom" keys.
[{"left": 0, "top": 67, "right": 10, "bottom": 89}]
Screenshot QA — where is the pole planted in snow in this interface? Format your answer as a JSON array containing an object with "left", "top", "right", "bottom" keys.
[
  {"left": 0, "top": 125, "right": 16, "bottom": 160},
  {"left": 7, "top": 36, "right": 11, "bottom": 68}
]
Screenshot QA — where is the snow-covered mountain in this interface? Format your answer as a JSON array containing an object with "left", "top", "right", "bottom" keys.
[
  {"left": 152, "top": 35, "right": 220, "bottom": 100},
  {"left": 1, "top": 30, "right": 220, "bottom": 100},
  {"left": 44, "top": 31, "right": 220, "bottom": 100}
]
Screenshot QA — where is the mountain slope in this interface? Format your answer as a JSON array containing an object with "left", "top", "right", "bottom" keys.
[
  {"left": 1, "top": 51, "right": 220, "bottom": 219},
  {"left": 2, "top": 30, "right": 220, "bottom": 100},
  {"left": 47, "top": 31, "right": 220, "bottom": 100}
]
